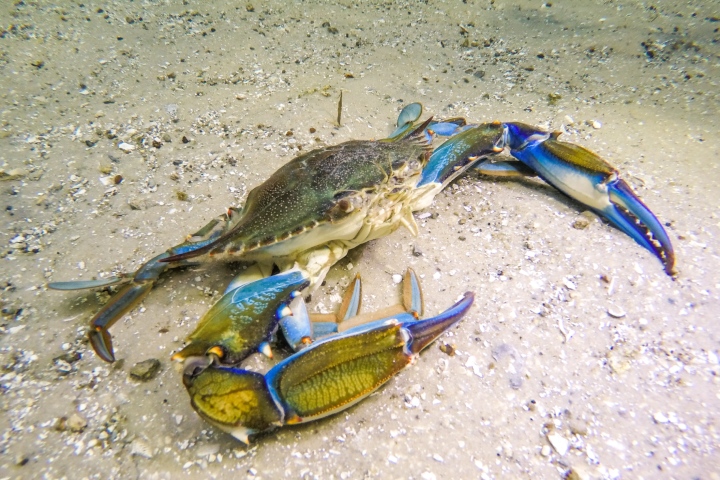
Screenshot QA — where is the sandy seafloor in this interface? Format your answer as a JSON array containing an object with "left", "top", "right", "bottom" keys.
[{"left": 1, "top": 1, "right": 719, "bottom": 478}]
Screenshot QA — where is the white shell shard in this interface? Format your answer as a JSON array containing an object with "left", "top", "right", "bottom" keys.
[{"left": 547, "top": 432, "right": 569, "bottom": 456}]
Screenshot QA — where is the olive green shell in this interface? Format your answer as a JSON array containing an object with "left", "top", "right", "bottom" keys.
[{"left": 169, "top": 138, "right": 430, "bottom": 261}]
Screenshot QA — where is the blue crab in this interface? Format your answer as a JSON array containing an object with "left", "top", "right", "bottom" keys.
[{"left": 49, "top": 103, "right": 675, "bottom": 364}]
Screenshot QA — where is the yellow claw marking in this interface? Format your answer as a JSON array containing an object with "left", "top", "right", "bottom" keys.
[
  {"left": 207, "top": 346, "right": 224, "bottom": 359},
  {"left": 275, "top": 325, "right": 410, "bottom": 419},
  {"left": 186, "top": 369, "right": 282, "bottom": 431},
  {"left": 196, "top": 389, "right": 260, "bottom": 425},
  {"left": 283, "top": 351, "right": 402, "bottom": 417}
]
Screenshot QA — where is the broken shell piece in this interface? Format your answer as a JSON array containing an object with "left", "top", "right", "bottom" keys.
[
  {"left": 100, "top": 175, "right": 116, "bottom": 186},
  {"left": 547, "top": 432, "right": 569, "bottom": 456},
  {"left": 130, "top": 439, "right": 154, "bottom": 458},
  {"left": 118, "top": 142, "right": 135, "bottom": 153},
  {"left": 653, "top": 412, "right": 669, "bottom": 424},
  {"left": 607, "top": 304, "right": 626, "bottom": 318}
]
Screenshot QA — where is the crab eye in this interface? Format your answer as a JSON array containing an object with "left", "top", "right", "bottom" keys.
[{"left": 338, "top": 199, "right": 353, "bottom": 212}]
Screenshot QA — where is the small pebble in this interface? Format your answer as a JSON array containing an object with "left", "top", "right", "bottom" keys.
[
  {"left": 196, "top": 443, "right": 220, "bottom": 457},
  {"left": 653, "top": 412, "right": 669, "bottom": 424},
  {"left": 130, "top": 359, "right": 162, "bottom": 381},
  {"left": 592, "top": 120, "right": 602, "bottom": 129},
  {"left": 540, "top": 445, "right": 551, "bottom": 457},
  {"left": 572, "top": 215, "right": 591, "bottom": 230},
  {"left": 392, "top": 274, "right": 402, "bottom": 284},
  {"left": 708, "top": 350, "right": 719, "bottom": 365},
  {"left": 607, "top": 304, "right": 626, "bottom": 318},
  {"left": 569, "top": 419, "right": 588, "bottom": 436},
  {"left": 566, "top": 466, "right": 593, "bottom": 480},
  {"left": 118, "top": 142, "right": 135, "bottom": 153},
  {"left": 66, "top": 413, "right": 88, "bottom": 432},
  {"left": 439, "top": 343, "right": 456, "bottom": 357},
  {"left": 547, "top": 432, "right": 569, "bottom": 456}
]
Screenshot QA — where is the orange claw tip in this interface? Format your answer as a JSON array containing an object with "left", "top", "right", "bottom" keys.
[
  {"left": 207, "top": 346, "right": 225, "bottom": 359},
  {"left": 284, "top": 414, "right": 303, "bottom": 425},
  {"left": 258, "top": 342, "right": 273, "bottom": 359}
]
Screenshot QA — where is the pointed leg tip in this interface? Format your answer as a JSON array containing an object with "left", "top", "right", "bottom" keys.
[
  {"left": 89, "top": 329, "right": 116, "bottom": 363},
  {"left": 259, "top": 342, "right": 273, "bottom": 359}
]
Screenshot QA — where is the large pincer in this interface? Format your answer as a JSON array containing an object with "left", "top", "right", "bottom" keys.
[{"left": 503, "top": 122, "right": 675, "bottom": 276}]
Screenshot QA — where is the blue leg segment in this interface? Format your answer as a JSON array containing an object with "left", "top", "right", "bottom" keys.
[{"left": 406, "top": 292, "right": 474, "bottom": 354}]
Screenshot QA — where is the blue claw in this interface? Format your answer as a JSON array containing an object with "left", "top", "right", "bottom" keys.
[
  {"left": 503, "top": 122, "right": 675, "bottom": 275},
  {"left": 172, "top": 270, "right": 310, "bottom": 365},
  {"left": 606, "top": 178, "right": 675, "bottom": 274},
  {"left": 405, "top": 291, "right": 473, "bottom": 354},
  {"left": 182, "top": 290, "right": 474, "bottom": 444}
]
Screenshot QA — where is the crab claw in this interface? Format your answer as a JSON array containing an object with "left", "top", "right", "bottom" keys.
[
  {"left": 171, "top": 270, "right": 310, "bottom": 369},
  {"left": 182, "top": 290, "right": 473, "bottom": 444},
  {"left": 503, "top": 122, "right": 675, "bottom": 276}
]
